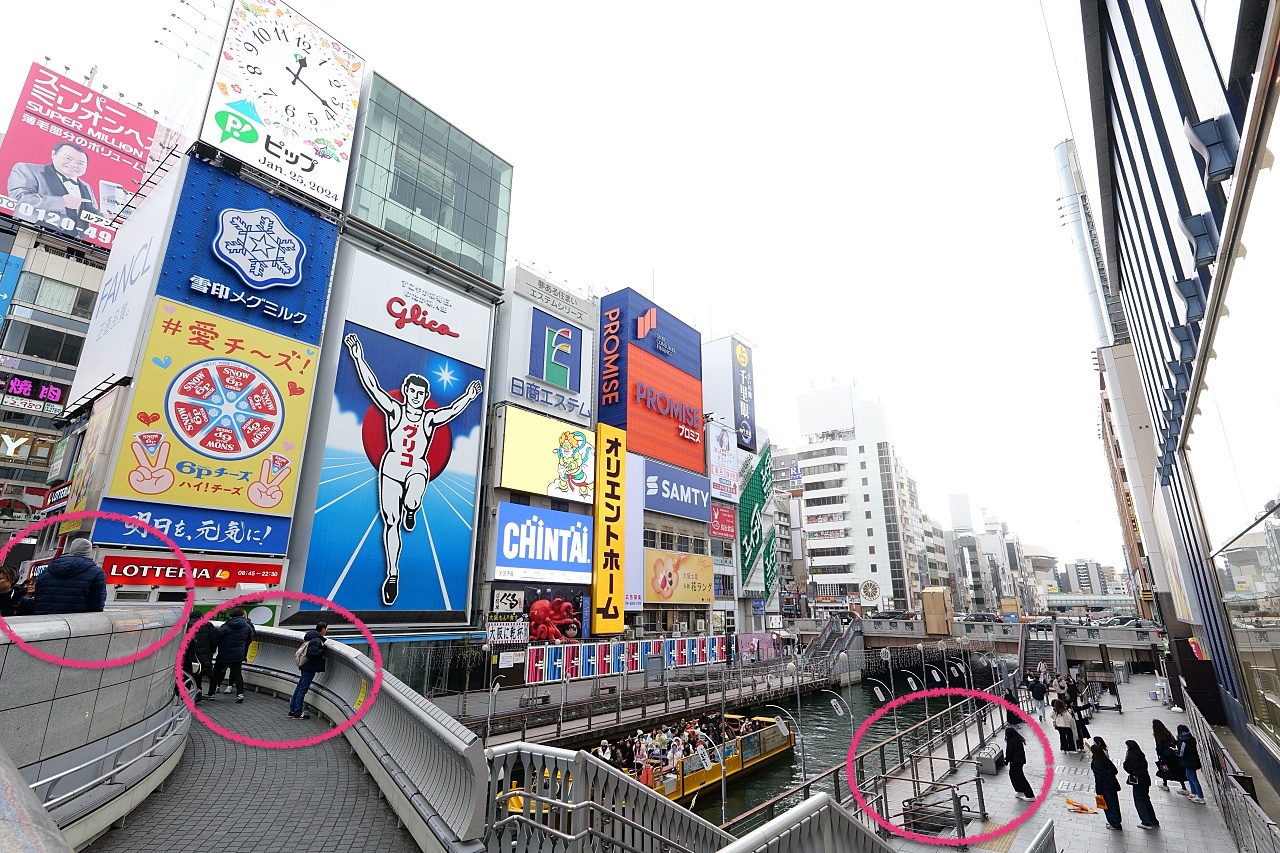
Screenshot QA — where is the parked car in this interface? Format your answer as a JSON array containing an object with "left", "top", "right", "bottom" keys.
[
  {"left": 965, "top": 613, "right": 1000, "bottom": 623},
  {"left": 869, "top": 610, "right": 911, "bottom": 620}
]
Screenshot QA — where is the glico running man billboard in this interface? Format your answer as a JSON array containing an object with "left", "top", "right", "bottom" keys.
[
  {"left": 302, "top": 245, "right": 492, "bottom": 617},
  {"left": 0, "top": 64, "right": 164, "bottom": 249}
]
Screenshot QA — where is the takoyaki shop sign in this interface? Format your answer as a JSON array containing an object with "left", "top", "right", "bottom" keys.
[{"left": 494, "top": 501, "right": 593, "bottom": 584}]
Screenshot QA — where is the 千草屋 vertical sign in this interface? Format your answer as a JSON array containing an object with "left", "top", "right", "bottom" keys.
[{"left": 592, "top": 423, "right": 626, "bottom": 634}]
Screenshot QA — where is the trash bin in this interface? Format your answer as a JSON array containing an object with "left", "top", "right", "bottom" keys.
[
  {"left": 1112, "top": 661, "right": 1130, "bottom": 683},
  {"left": 976, "top": 745, "right": 1005, "bottom": 775}
]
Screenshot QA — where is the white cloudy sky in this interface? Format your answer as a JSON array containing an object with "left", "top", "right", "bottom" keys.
[{"left": 0, "top": 1, "right": 1121, "bottom": 570}]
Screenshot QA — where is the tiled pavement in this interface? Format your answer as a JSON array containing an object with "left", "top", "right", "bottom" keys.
[
  {"left": 885, "top": 675, "right": 1237, "bottom": 853},
  {"left": 86, "top": 689, "right": 417, "bottom": 853}
]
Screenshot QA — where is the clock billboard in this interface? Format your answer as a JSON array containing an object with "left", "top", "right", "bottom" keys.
[{"left": 200, "top": 0, "right": 366, "bottom": 208}]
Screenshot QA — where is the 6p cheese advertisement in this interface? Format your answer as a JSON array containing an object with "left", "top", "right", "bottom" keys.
[{"left": 105, "top": 298, "right": 316, "bottom": 516}]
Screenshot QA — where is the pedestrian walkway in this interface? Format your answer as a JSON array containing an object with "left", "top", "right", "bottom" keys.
[
  {"left": 85, "top": 690, "right": 417, "bottom": 853},
  {"left": 883, "top": 675, "right": 1235, "bottom": 853}
]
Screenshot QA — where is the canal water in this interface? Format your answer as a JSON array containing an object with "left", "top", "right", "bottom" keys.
[{"left": 693, "top": 663, "right": 1001, "bottom": 827}]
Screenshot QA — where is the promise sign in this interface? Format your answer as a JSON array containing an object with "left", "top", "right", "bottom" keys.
[
  {"left": 592, "top": 423, "right": 626, "bottom": 634},
  {"left": 739, "top": 443, "right": 773, "bottom": 585}
]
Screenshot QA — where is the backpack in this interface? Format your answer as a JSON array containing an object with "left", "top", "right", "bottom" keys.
[{"left": 294, "top": 639, "right": 311, "bottom": 668}]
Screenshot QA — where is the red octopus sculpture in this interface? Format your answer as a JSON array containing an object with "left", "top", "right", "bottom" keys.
[{"left": 529, "top": 597, "right": 581, "bottom": 643}]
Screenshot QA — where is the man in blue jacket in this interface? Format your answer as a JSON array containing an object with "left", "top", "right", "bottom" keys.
[
  {"left": 35, "top": 538, "right": 106, "bottom": 615},
  {"left": 209, "top": 608, "right": 256, "bottom": 704},
  {"left": 289, "top": 621, "right": 327, "bottom": 720}
]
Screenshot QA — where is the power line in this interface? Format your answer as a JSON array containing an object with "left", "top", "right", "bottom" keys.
[{"left": 1039, "top": 0, "right": 1075, "bottom": 138}]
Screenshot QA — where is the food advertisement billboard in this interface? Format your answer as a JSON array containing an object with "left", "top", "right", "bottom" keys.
[
  {"left": 199, "top": 0, "right": 365, "bottom": 207},
  {"left": 302, "top": 245, "right": 491, "bottom": 617},
  {"left": 103, "top": 298, "right": 315, "bottom": 523},
  {"left": 643, "top": 548, "right": 713, "bottom": 604},
  {"left": 494, "top": 502, "right": 593, "bottom": 584},
  {"left": 0, "top": 63, "right": 162, "bottom": 249},
  {"left": 498, "top": 407, "right": 594, "bottom": 504}
]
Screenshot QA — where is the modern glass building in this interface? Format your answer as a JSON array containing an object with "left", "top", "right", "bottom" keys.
[
  {"left": 347, "top": 73, "right": 512, "bottom": 287},
  {"left": 1080, "top": 0, "right": 1280, "bottom": 789}
]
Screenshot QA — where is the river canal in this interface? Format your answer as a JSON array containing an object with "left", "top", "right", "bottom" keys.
[{"left": 693, "top": 662, "right": 1001, "bottom": 828}]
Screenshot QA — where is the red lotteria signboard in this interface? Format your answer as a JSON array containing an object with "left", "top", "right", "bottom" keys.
[
  {"left": 710, "top": 503, "right": 737, "bottom": 539},
  {"left": 101, "top": 553, "right": 283, "bottom": 587}
]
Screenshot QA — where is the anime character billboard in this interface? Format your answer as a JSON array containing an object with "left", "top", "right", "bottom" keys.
[
  {"left": 499, "top": 406, "right": 595, "bottom": 503},
  {"left": 303, "top": 246, "right": 492, "bottom": 616}
]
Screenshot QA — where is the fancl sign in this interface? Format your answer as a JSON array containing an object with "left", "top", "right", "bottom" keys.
[{"left": 495, "top": 502, "right": 594, "bottom": 584}]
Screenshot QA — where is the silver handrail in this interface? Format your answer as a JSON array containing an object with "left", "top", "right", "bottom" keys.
[
  {"left": 1019, "top": 819, "right": 1058, "bottom": 853},
  {"left": 31, "top": 681, "right": 192, "bottom": 810}
]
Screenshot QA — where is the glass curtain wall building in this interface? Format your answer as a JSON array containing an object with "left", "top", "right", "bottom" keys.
[
  {"left": 348, "top": 74, "right": 512, "bottom": 287},
  {"left": 1080, "top": 0, "right": 1280, "bottom": 785}
]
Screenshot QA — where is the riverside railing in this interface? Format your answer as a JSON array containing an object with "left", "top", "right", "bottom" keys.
[
  {"left": 714, "top": 793, "right": 892, "bottom": 853},
  {"left": 1182, "top": 679, "right": 1280, "bottom": 853}
]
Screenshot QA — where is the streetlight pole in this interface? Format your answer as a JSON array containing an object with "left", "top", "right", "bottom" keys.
[
  {"left": 765, "top": 703, "right": 807, "bottom": 785},
  {"left": 878, "top": 647, "right": 900, "bottom": 732},
  {"left": 720, "top": 668, "right": 728, "bottom": 826},
  {"left": 485, "top": 675, "right": 503, "bottom": 747},
  {"left": 786, "top": 649, "right": 804, "bottom": 764},
  {"left": 916, "top": 642, "right": 930, "bottom": 722},
  {"left": 558, "top": 660, "right": 570, "bottom": 737},
  {"left": 820, "top": 688, "right": 856, "bottom": 742}
]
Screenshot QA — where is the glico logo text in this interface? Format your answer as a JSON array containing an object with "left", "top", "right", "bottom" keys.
[{"left": 635, "top": 381, "right": 701, "bottom": 428}]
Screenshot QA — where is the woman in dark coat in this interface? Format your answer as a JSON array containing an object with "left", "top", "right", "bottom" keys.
[
  {"left": 1177, "top": 725, "right": 1206, "bottom": 803},
  {"left": 208, "top": 607, "right": 256, "bottom": 703},
  {"left": 1090, "top": 737, "right": 1123, "bottom": 830},
  {"left": 1153, "top": 719, "right": 1188, "bottom": 793},
  {"left": 1004, "top": 719, "right": 1036, "bottom": 800},
  {"left": 183, "top": 611, "right": 220, "bottom": 700},
  {"left": 1123, "top": 740, "right": 1160, "bottom": 829}
]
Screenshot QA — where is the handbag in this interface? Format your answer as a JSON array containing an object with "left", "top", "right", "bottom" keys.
[
  {"left": 1126, "top": 774, "right": 1138, "bottom": 786},
  {"left": 190, "top": 660, "right": 202, "bottom": 675},
  {"left": 1095, "top": 794, "right": 1108, "bottom": 809}
]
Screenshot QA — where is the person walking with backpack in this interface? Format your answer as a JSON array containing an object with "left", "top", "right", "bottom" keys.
[
  {"left": 1176, "top": 724, "right": 1206, "bottom": 803},
  {"left": 288, "top": 621, "right": 327, "bottom": 720},
  {"left": 1153, "top": 719, "right": 1188, "bottom": 794},
  {"left": 209, "top": 607, "right": 256, "bottom": 704}
]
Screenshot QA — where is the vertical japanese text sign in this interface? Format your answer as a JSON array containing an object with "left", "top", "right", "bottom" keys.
[{"left": 592, "top": 423, "right": 626, "bottom": 634}]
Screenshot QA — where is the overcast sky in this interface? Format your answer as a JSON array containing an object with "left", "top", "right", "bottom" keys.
[{"left": 0, "top": 1, "right": 1123, "bottom": 572}]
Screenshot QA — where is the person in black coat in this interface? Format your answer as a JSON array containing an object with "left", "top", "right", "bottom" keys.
[
  {"left": 1123, "top": 740, "right": 1160, "bottom": 829},
  {"left": 183, "top": 611, "right": 220, "bottom": 701},
  {"left": 1153, "top": 719, "right": 1188, "bottom": 793},
  {"left": 1004, "top": 719, "right": 1036, "bottom": 800},
  {"left": 0, "top": 566, "right": 34, "bottom": 617},
  {"left": 288, "top": 621, "right": 327, "bottom": 719},
  {"left": 34, "top": 538, "right": 105, "bottom": 615},
  {"left": 1028, "top": 677, "right": 1047, "bottom": 721},
  {"left": 209, "top": 608, "right": 256, "bottom": 703},
  {"left": 1091, "top": 737, "right": 1124, "bottom": 829}
]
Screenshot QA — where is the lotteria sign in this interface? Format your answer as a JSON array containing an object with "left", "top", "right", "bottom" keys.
[
  {"left": 494, "top": 501, "right": 594, "bottom": 584},
  {"left": 101, "top": 552, "right": 283, "bottom": 586},
  {"left": 643, "top": 458, "right": 712, "bottom": 523}
]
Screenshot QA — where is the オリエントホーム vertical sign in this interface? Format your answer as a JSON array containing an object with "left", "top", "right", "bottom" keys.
[{"left": 592, "top": 423, "right": 626, "bottom": 635}]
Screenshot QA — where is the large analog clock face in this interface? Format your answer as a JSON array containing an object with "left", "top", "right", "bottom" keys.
[
  {"left": 201, "top": 0, "right": 365, "bottom": 207},
  {"left": 227, "top": 18, "right": 358, "bottom": 138}
]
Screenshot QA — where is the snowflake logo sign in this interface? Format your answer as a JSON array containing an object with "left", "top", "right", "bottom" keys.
[{"left": 211, "top": 208, "right": 308, "bottom": 290}]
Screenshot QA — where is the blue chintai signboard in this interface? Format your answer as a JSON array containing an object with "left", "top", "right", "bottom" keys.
[{"left": 494, "top": 502, "right": 593, "bottom": 584}]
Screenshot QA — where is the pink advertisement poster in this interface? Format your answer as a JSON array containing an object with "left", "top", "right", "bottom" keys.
[{"left": 0, "top": 63, "right": 161, "bottom": 249}]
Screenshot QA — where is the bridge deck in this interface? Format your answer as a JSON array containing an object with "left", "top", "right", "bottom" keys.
[{"left": 84, "top": 689, "right": 417, "bottom": 853}]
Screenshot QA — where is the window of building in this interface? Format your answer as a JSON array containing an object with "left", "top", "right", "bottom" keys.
[
  {"left": 509, "top": 493, "right": 529, "bottom": 506},
  {"left": 660, "top": 531, "right": 675, "bottom": 550},
  {"left": 0, "top": 321, "right": 83, "bottom": 366},
  {"left": 858, "top": 445, "right": 865, "bottom": 453},
  {"left": 677, "top": 534, "right": 690, "bottom": 553},
  {"left": 14, "top": 273, "right": 96, "bottom": 319},
  {"left": 861, "top": 477, "right": 869, "bottom": 486},
  {"left": 643, "top": 529, "right": 657, "bottom": 548},
  {"left": 869, "top": 546, "right": 876, "bottom": 554},
  {"left": 863, "top": 494, "right": 870, "bottom": 502},
  {"left": 866, "top": 528, "right": 874, "bottom": 536},
  {"left": 692, "top": 537, "right": 708, "bottom": 555},
  {"left": 871, "top": 564, "right": 878, "bottom": 573},
  {"left": 715, "top": 538, "right": 732, "bottom": 559},
  {"left": 865, "top": 511, "right": 872, "bottom": 519}
]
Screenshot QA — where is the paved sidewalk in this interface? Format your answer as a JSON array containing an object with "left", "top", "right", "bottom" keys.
[
  {"left": 884, "top": 675, "right": 1235, "bottom": 853},
  {"left": 86, "top": 690, "right": 417, "bottom": 853}
]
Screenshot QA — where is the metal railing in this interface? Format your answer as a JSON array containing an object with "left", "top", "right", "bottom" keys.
[
  {"left": 486, "top": 742, "right": 735, "bottom": 853},
  {"left": 241, "top": 626, "right": 488, "bottom": 843},
  {"left": 1019, "top": 820, "right": 1058, "bottom": 853},
  {"left": 714, "top": 793, "right": 892, "bottom": 853},
  {"left": 879, "top": 771, "right": 986, "bottom": 842},
  {"left": 1182, "top": 679, "right": 1280, "bottom": 853},
  {"left": 30, "top": 683, "right": 192, "bottom": 810}
]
